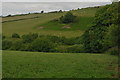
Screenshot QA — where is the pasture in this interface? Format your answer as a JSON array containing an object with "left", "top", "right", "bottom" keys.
[
  {"left": 2, "top": 50, "right": 118, "bottom": 78},
  {"left": 2, "top": 7, "right": 98, "bottom": 38}
]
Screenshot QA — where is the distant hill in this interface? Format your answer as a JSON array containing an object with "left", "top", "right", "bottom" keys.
[{"left": 2, "top": 6, "right": 100, "bottom": 37}]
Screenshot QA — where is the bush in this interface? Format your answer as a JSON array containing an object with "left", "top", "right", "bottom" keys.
[
  {"left": 55, "top": 45, "right": 67, "bottom": 53},
  {"left": 2, "top": 40, "right": 12, "bottom": 50},
  {"left": 29, "top": 38, "right": 55, "bottom": 52},
  {"left": 10, "top": 40, "right": 26, "bottom": 51},
  {"left": 22, "top": 33, "right": 38, "bottom": 43},
  {"left": 67, "top": 44, "right": 85, "bottom": 53},
  {"left": 2, "top": 35, "right": 5, "bottom": 39},
  {"left": 110, "top": 49, "right": 119, "bottom": 56},
  {"left": 44, "top": 35, "right": 68, "bottom": 45},
  {"left": 12, "top": 33, "right": 20, "bottom": 38},
  {"left": 60, "top": 12, "right": 76, "bottom": 24}
]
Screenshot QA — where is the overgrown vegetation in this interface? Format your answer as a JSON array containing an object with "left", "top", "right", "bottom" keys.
[
  {"left": 82, "top": 2, "right": 119, "bottom": 55},
  {"left": 2, "top": 2, "right": 119, "bottom": 55},
  {"left": 2, "top": 33, "right": 84, "bottom": 53}
]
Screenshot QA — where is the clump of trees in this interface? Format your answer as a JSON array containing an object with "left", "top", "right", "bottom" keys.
[
  {"left": 82, "top": 2, "right": 119, "bottom": 55},
  {"left": 59, "top": 12, "right": 76, "bottom": 24}
]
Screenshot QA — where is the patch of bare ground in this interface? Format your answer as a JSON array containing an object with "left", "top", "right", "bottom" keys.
[
  {"left": 39, "top": 26, "right": 45, "bottom": 29},
  {"left": 62, "top": 25, "right": 71, "bottom": 29}
]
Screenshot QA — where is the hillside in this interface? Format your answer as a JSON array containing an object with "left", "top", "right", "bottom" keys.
[{"left": 2, "top": 7, "right": 99, "bottom": 38}]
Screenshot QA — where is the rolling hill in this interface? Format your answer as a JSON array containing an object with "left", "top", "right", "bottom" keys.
[{"left": 2, "top": 7, "right": 99, "bottom": 38}]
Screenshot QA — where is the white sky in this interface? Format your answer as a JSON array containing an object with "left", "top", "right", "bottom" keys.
[{"left": 1, "top": 0, "right": 117, "bottom": 2}]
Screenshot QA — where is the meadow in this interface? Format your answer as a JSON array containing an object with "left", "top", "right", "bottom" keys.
[
  {"left": 2, "top": 7, "right": 98, "bottom": 38},
  {"left": 2, "top": 3, "right": 119, "bottom": 78},
  {"left": 2, "top": 50, "right": 118, "bottom": 78}
]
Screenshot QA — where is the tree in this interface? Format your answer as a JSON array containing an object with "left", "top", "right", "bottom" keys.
[
  {"left": 59, "top": 10, "right": 62, "bottom": 13},
  {"left": 83, "top": 2, "right": 119, "bottom": 53},
  {"left": 60, "top": 12, "right": 76, "bottom": 24},
  {"left": 104, "top": 24, "right": 119, "bottom": 47},
  {"left": 41, "top": 11, "right": 44, "bottom": 13}
]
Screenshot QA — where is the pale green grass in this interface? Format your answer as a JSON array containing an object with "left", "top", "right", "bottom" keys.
[{"left": 2, "top": 7, "right": 98, "bottom": 37}]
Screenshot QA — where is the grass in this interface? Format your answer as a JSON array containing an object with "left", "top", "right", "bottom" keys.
[
  {"left": 2, "top": 50, "right": 118, "bottom": 78},
  {"left": 39, "top": 16, "right": 93, "bottom": 31},
  {"left": 2, "top": 7, "right": 98, "bottom": 38}
]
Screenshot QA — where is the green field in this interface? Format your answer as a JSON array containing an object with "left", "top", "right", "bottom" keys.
[
  {"left": 2, "top": 50, "right": 118, "bottom": 78},
  {"left": 2, "top": 4, "right": 119, "bottom": 78},
  {"left": 2, "top": 7, "right": 98, "bottom": 38}
]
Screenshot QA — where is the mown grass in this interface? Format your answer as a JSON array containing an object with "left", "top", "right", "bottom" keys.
[
  {"left": 2, "top": 50, "right": 118, "bottom": 78},
  {"left": 2, "top": 7, "right": 98, "bottom": 38}
]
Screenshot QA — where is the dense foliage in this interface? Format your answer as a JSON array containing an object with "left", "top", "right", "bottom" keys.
[
  {"left": 2, "top": 33, "right": 84, "bottom": 53},
  {"left": 83, "top": 2, "right": 119, "bottom": 54}
]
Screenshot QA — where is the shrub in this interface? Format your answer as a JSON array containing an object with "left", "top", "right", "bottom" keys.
[
  {"left": 55, "top": 45, "right": 67, "bottom": 53},
  {"left": 110, "top": 49, "right": 119, "bottom": 56},
  {"left": 67, "top": 44, "right": 85, "bottom": 53},
  {"left": 2, "top": 40, "right": 12, "bottom": 50},
  {"left": 10, "top": 40, "right": 26, "bottom": 51},
  {"left": 12, "top": 33, "right": 20, "bottom": 38},
  {"left": 29, "top": 38, "right": 55, "bottom": 52},
  {"left": 22, "top": 33, "right": 38, "bottom": 43},
  {"left": 60, "top": 12, "right": 76, "bottom": 24},
  {"left": 2, "top": 35, "right": 5, "bottom": 39}
]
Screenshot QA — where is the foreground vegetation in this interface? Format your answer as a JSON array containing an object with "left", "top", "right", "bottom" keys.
[{"left": 2, "top": 50, "right": 118, "bottom": 78}]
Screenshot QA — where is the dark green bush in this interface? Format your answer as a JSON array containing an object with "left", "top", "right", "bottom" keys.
[
  {"left": 60, "top": 12, "right": 76, "bottom": 24},
  {"left": 2, "top": 35, "right": 5, "bottom": 39},
  {"left": 12, "top": 33, "right": 20, "bottom": 38},
  {"left": 29, "top": 38, "right": 55, "bottom": 52},
  {"left": 110, "top": 49, "right": 119, "bottom": 56},
  {"left": 10, "top": 40, "right": 26, "bottom": 51},
  {"left": 22, "top": 33, "right": 38, "bottom": 43},
  {"left": 2, "top": 40, "right": 12, "bottom": 50}
]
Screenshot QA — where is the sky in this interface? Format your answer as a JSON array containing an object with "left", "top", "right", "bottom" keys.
[
  {"left": 1, "top": 0, "right": 119, "bottom": 2},
  {"left": 2, "top": 2, "right": 112, "bottom": 16},
  {"left": 1, "top": 0, "right": 119, "bottom": 16}
]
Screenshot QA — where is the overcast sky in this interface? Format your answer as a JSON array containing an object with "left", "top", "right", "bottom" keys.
[
  {"left": 1, "top": 0, "right": 117, "bottom": 2},
  {"left": 1, "top": 0, "right": 119, "bottom": 16},
  {"left": 2, "top": 2, "right": 112, "bottom": 16}
]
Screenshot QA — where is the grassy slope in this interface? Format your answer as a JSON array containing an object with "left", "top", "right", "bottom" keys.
[
  {"left": 3, "top": 50, "right": 118, "bottom": 78},
  {"left": 2, "top": 7, "right": 98, "bottom": 38}
]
